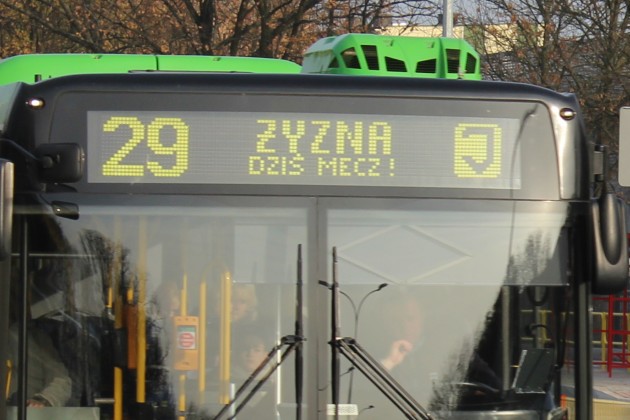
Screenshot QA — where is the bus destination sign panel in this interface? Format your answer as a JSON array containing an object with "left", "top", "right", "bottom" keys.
[{"left": 87, "top": 111, "right": 521, "bottom": 189}]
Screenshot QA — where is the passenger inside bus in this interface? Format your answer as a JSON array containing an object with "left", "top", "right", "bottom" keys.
[
  {"left": 6, "top": 327, "right": 72, "bottom": 407},
  {"left": 6, "top": 270, "right": 72, "bottom": 408},
  {"left": 226, "top": 283, "right": 259, "bottom": 326},
  {"left": 229, "top": 323, "right": 277, "bottom": 417},
  {"left": 371, "top": 291, "right": 424, "bottom": 374},
  {"left": 230, "top": 324, "right": 272, "bottom": 382},
  {"left": 205, "top": 282, "right": 260, "bottom": 370},
  {"left": 354, "top": 287, "right": 503, "bottom": 416},
  {"left": 187, "top": 282, "right": 279, "bottom": 417}
]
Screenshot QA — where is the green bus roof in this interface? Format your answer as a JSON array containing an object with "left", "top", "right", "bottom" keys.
[
  {"left": 0, "top": 53, "right": 301, "bottom": 85},
  {"left": 301, "top": 33, "right": 482, "bottom": 80},
  {"left": 0, "top": 35, "right": 482, "bottom": 85}
]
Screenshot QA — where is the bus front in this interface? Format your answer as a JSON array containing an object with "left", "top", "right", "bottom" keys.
[{"left": 0, "top": 72, "right": 625, "bottom": 420}]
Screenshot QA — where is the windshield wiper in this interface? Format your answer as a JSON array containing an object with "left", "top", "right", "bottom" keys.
[
  {"left": 212, "top": 245, "right": 306, "bottom": 420},
  {"left": 325, "top": 247, "right": 434, "bottom": 420}
]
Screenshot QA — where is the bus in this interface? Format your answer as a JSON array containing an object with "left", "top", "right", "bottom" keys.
[
  {"left": 0, "top": 53, "right": 301, "bottom": 85},
  {"left": 0, "top": 37, "right": 627, "bottom": 420},
  {"left": 301, "top": 33, "right": 481, "bottom": 80},
  {"left": 0, "top": 33, "right": 482, "bottom": 85}
]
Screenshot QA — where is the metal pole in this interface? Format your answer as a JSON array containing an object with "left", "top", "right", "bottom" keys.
[
  {"left": 113, "top": 218, "right": 124, "bottom": 420},
  {"left": 136, "top": 218, "right": 147, "bottom": 404},
  {"left": 442, "top": 0, "right": 453, "bottom": 37},
  {"left": 17, "top": 218, "right": 28, "bottom": 420},
  {"left": 295, "top": 244, "right": 303, "bottom": 420},
  {"left": 331, "top": 248, "right": 340, "bottom": 419}
]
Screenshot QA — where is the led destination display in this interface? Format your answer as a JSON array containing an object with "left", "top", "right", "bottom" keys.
[{"left": 87, "top": 111, "right": 521, "bottom": 189}]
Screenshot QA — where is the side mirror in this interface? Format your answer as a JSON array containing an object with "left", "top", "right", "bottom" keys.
[
  {"left": 35, "top": 143, "right": 84, "bottom": 183},
  {"left": 0, "top": 160, "right": 13, "bottom": 261},
  {"left": 591, "top": 193, "right": 629, "bottom": 294}
]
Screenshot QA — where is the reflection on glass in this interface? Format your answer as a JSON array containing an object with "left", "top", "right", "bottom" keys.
[
  {"left": 328, "top": 199, "right": 569, "bottom": 418},
  {"left": 5, "top": 195, "right": 571, "bottom": 419},
  {"left": 8, "top": 196, "right": 308, "bottom": 419}
]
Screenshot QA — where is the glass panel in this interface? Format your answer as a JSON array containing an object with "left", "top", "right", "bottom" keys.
[
  {"left": 341, "top": 48, "right": 361, "bottom": 69},
  {"left": 324, "top": 198, "right": 570, "bottom": 418},
  {"left": 7, "top": 195, "right": 309, "bottom": 419},
  {"left": 327, "top": 199, "right": 568, "bottom": 287},
  {"left": 5, "top": 194, "right": 573, "bottom": 419},
  {"left": 360, "top": 45, "right": 379, "bottom": 70}
]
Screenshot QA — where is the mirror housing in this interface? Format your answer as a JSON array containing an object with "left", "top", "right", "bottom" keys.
[
  {"left": 35, "top": 143, "right": 84, "bottom": 183},
  {"left": 591, "top": 193, "right": 629, "bottom": 294},
  {"left": 51, "top": 200, "right": 80, "bottom": 220}
]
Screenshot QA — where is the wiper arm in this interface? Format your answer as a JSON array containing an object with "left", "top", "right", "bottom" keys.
[
  {"left": 325, "top": 246, "right": 433, "bottom": 420},
  {"left": 213, "top": 244, "right": 306, "bottom": 420}
]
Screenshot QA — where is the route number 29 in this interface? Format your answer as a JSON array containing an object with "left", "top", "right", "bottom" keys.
[{"left": 101, "top": 116, "right": 189, "bottom": 177}]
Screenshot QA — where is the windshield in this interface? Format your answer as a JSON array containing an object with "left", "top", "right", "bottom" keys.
[{"left": 6, "top": 193, "right": 572, "bottom": 419}]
